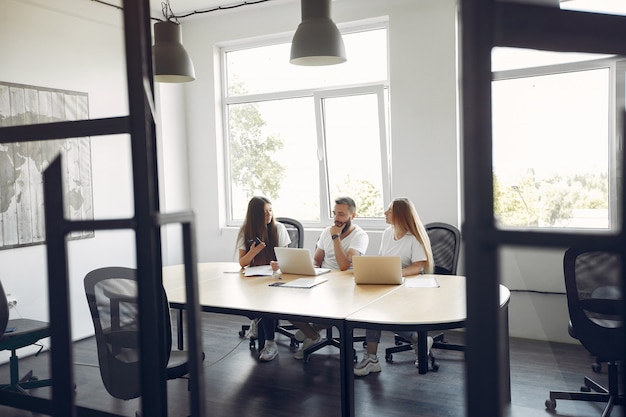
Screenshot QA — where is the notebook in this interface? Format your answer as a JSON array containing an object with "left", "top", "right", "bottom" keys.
[
  {"left": 352, "top": 256, "right": 404, "bottom": 285},
  {"left": 274, "top": 247, "right": 331, "bottom": 276}
]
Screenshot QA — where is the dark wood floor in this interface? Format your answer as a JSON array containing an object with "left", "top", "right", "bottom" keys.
[{"left": 0, "top": 312, "right": 622, "bottom": 417}]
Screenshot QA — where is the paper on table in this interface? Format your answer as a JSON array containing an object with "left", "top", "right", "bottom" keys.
[
  {"left": 244, "top": 265, "right": 274, "bottom": 276},
  {"left": 404, "top": 276, "right": 439, "bottom": 288},
  {"left": 269, "top": 277, "right": 328, "bottom": 288}
]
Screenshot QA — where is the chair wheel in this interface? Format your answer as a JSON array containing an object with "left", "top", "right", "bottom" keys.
[
  {"left": 238, "top": 330, "right": 246, "bottom": 338},
  {"left": 581, "top": 385, "right": 591, "bottom": 392},
  {"left": 592, "top": 362, "right": 602, "bottom": 373},
  {"left": 545, "top": 399, "right": 556, "bottom": 410},
  {"left": 289, "top": 341, "right": 299, "bottom": 352},
  {"left": 249, "top": 340, "right": 256, "bottom": 350},
  {"left": 362, "top": 341, "right": 367, "bottom": 348},
  {"left": 385, "top": 353, "right": 393, "bottom": 362}
]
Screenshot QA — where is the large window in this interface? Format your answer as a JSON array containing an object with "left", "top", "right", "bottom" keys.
[
  {"left": 222, "top": 24, "right": 389, "bottom": 225},
  {"left": 492, "top": 49, "right": 623, "bottom": 229}
]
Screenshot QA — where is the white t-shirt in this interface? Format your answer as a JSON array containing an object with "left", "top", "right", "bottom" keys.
[
  {"left": 379, "top": 226, "right": 426, "bottom": 269},
  {"left": 236, "top": 221, "right": 291, "bottom": 251},
  {"left": 316, "top": 225, "right": 369, "bottom": 270}
]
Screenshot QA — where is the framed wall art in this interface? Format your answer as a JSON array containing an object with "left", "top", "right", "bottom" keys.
[{"left": 0, "top": 81, "right": 94, "bottom": 249}]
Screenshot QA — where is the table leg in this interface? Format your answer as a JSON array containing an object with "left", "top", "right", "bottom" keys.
[
  {"left": 176, "top": 308, "right": 184, "bottom": 350},
  {"left": 500, "top": 305, "right": 511, "bottom": 403},
  {"left": 340, "top": 321, "right": 355, "bottom": 417},
  {"left": 417, "top": 330, "right": 428, "bottom": 374}
]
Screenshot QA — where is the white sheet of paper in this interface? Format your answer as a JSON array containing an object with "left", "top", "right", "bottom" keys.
[{"left": 244, "top": 265, "right": 274, "bottom": 276}]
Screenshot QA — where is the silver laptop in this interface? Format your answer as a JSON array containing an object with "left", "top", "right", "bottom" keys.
[
  {"left": 352, "top": 256, "right": 404, "bottom": 285},
  {"left": 274, "top": 247, "right": 331, "bottom": 276}
]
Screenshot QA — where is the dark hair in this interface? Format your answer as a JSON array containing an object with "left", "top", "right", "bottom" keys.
[
  {"left": 238, "top": 196, "right": 279, "bottom": 266},
  {"left": 335, "top": 196, "right": 356, "bottom": 214}
]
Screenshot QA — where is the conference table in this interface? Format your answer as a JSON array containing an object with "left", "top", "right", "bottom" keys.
[{"left": 163, "top": 262, "right": 511, "bottom": 417}]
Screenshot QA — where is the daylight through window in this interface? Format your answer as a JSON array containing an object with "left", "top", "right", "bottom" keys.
[{"left": 222, "top": 24, "right": 389, "bottom": 225}]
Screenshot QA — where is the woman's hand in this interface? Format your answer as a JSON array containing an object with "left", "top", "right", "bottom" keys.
[{"left": 250, "top": 241, "right": 266, "bottom": 256}]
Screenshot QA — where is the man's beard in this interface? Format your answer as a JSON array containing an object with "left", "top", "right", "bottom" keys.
[{"left": 335, "top": 219, "right": 351, "bottom": 235}]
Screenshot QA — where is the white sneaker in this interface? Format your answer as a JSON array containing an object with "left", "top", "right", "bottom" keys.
[
  {"left": 246, "top": 318, "right": 259, "bottom": 339},
  {"left": 293, "top": 334, "right": 321, "bottom": 360},
  {"left": 353, "top": 353, "right": 381, "bottom": 376},
  {"left": 294, "top": 330, "right": 306, "bottom": 342},
  {"left": 259, "top": 340, "right": 278, "bottom": 361},
  {"left": 413, "top": 335, "right": 434, "bottom": 367}
]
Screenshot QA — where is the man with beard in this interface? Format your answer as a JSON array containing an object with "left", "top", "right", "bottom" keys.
[
  {"left": 291, "top": 196, "right": 369, "bottom": 359},
  {"left": 313, "top": 196, "right": 369, "bottom": 270}
]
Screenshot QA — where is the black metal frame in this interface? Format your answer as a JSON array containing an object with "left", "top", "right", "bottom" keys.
[{"left": 462, "top": 2, "right": 626, "bottom": 416}]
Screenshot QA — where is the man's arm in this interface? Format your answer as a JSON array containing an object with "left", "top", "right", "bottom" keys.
[
  {"left": 333, "top": 239, "right": 354, "bottom": 271},
  {"left": 313, "top": 248, "right": 325, "bottom": 268}
]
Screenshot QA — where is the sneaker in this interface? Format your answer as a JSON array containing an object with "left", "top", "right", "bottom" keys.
[
  {"left": 293, "top": 334, "right": 321, "bottom": 360},
  {"left": 354, "top": 353, "right": 381, "bottom": 376},
  {"left": 246, "top": 318, "right": 259, "bottom": 339},
  {"left": 413, "top": 335, "right": 434, "bottom": 367},
  {"left": 294, "top": 329, "right": 306, "bottom": 342},
  {"left": 259, "top": 340, "right": 278, "bottom": 361}
]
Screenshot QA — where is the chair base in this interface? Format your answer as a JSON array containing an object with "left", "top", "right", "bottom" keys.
[
  {"left": 384, "top": 333, "right": 460, "bottom": 372},
  {"left": 240, "top": 319, "right": 301, "bottom": 352},
  {"left": 546, "top": 361, "right": 624, "bottom": 417},
  {"left": 0, "top": 369, "right": 53, "bottom": 394},
  {"left": 300, "top": 327, "right": 362, "bottom": 363},
  {"left": 431, "top": 331, "right": 465, "bottom": 352}
]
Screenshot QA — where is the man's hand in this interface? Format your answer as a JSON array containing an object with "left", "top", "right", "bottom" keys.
[{"left": 330, "top": 222, "right": 344, "bottom": 237}]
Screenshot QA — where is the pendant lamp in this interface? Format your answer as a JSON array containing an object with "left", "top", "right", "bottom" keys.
[
  {"left": 290, "top": 0, "right": 346, "bottom": 66},
  {"left": 153, "top": 20, "right": 196, "bottom": 83}
]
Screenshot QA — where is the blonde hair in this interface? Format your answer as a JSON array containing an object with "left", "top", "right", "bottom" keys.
[{"left": 389, "top": 197, "right": 434, "bottom": 274}]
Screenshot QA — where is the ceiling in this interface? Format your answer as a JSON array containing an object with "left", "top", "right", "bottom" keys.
[{"left": 148, "top": 0, "right": 294, "bottom": 18}]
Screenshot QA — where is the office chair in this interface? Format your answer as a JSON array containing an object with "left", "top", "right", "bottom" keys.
[
  {"left": 84, "top": 267, "right": 199, "bottom": 402},
  {"left": 384, "top": 222, "right": 462, "bottom": 370},
  {"left": 0, "top": 280, "right": 53, "bottom": 393},
  {"left": 545, "top": 248, "right": 624, "bottom": 415},
  {"left": 239, "top": 217, "right": 304, "bottom": 351}
]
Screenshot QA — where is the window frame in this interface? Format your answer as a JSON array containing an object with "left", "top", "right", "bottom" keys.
[{"left": 220, "top": 22, "right": 391, "bottom": 228}]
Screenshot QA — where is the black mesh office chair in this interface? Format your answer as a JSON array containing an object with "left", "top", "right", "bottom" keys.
[
  {"left": 384, "top": 222, "right": 462, "bottom": 369},
  {"left": 239, "top": 217, "right": 304, "bottom": 351},
  {"left": 0, "top": 280, "right": 53, "bottom": 393},
  {"left": 84, "top": 267, "right": 198, "bottom": 402},
  {"left": 545, "top": 248, "right": 624, "bottom": 415}
]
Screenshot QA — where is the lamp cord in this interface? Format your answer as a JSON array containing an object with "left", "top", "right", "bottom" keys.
[{"left": 92, "top": 0, "right": 273, "bottom": 22}]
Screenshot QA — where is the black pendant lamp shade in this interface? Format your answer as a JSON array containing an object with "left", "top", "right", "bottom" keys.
[
  {"left": 290, "top": 0, "right": 346, "bottom": 66},
  {"left": 153, "top": 21, "right": 196, "bottom": 83}
]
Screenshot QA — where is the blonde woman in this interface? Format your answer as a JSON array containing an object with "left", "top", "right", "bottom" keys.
[{"left": 354, "top": 197, "right": 434, "bottom": 376}]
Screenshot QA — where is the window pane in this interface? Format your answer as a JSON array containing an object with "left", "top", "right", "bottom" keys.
[
  {"left": 560, "top": 0, "right": 626, "bottom": 16},
  {"left": 492, "top": 47, "right": 613, "bottom": 72},
  {"left": 226, "top": 29, "right": 387, "bottom": 96},
  {"left": 228, "top": 98, "right": 321, "bottom": 221},
  {"left": 323, "top": 94, "right": 385, "bottom": 218},
  {"left": 492, "top": 68, "right": 609, "bottom": 229}
]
